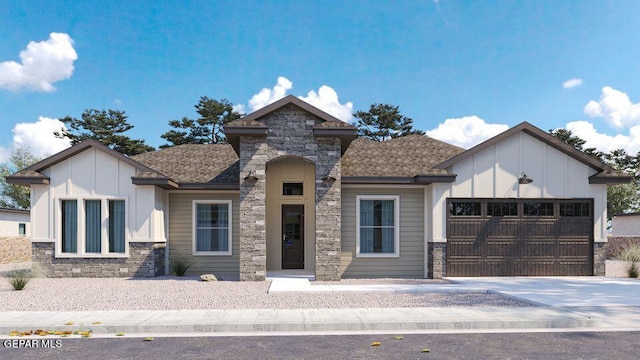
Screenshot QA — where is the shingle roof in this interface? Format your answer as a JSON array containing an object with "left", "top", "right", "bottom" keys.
[
  {"left": 131, "top": 144, "right": 239, "bottom": 185},
  {"left": 342, "top": 135, "right": 465, "bottom": 177}
]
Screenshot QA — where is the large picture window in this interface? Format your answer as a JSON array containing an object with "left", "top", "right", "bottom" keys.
[
  {"left": 59, "top": 198, "right": 127, "bottom": 256},
  {"left": 356, "top": 195, "right": 400, "bottom": 257},
  {"left": 193, "top": 200, "right": 232, "bottom": 255}
]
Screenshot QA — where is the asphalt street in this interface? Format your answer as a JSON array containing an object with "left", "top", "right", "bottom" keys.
[{"left": 1, "top": 332, "right": 639, "bottom": 360}]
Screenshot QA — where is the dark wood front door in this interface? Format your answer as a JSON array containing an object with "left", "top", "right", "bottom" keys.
[{"left": 282, "top": 205, "right": 304, "bottom": 269}]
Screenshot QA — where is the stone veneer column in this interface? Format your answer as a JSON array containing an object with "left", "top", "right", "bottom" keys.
[
  {"left": 593, "top": 242, "right": 606, "bottom": 276},
  {"left": 238, "top": 104, "right": 342, "bottom": 281},
  {"left": 428, "top": 242, "right": 447, "bottom": 279}
]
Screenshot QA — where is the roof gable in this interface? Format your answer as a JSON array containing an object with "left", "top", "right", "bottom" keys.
[
  {"left": 434, "top": 122, "right": 632, "bottom": 185},
  {"left": 6, "top": 139, "right": 166, "bottom": 186}
]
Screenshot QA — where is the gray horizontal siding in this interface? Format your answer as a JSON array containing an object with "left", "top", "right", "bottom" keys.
[
  {"left": 340, "top": 188, "right": 425, "bottom": 278},
  {"left": 168, "top": 192, "right": 240, "bottom": 276}
]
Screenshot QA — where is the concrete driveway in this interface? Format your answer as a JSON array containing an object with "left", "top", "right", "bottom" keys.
[{"left": 447, "top": 277, "right": 640, "bottom": 307}]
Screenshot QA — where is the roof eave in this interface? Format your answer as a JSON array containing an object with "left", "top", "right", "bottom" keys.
[
  {"left": 588, "top": 172, "right": 634, "bottom": 185},
  {"left": 5, "top": 176, "right": 50, "bottom": 186},
  {"left": 131, "top": 177, "right": 179, "bottom": 189},
  {"left": 341, "top": 175, "right": 455, "bottom": 185}
]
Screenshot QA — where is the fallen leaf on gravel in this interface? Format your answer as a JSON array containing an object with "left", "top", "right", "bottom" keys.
[
  {"left": 143, "top": 337, "right": 154, "bottom": 341},
  {"left": 93, "top": 321, "right": 102, "bottom": 324},
  {"left": 116, "top": 332, "right": 125, "bottom": 336},
  {"left": 9, "top": 331, "right": 19, "bottom": 336},
  {"left": 421, "top": 348, "right": 430, "bottom": 353},
  {"left": 65, "top": 322, "right": 74, "bottom": 325},
  {"left": 371, "top": 341, "right": 381, "bottom": 346},
  {"left": 393, "top": 336, "right": 404, "bottom": 340}
]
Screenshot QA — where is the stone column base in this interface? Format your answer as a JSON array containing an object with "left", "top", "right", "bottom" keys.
[{"left": 428, "top": 242, "right": 447, "bottom": 279}]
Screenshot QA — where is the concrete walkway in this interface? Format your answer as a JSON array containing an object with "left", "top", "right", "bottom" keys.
[{"left": 0, "top": 276, "right": 638, "bottom": 336}]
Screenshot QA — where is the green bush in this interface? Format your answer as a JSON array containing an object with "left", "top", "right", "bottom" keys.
[
  {"left": 628, "top": 263, "right": 639, "bottom": 278},
  {"left": 170, "top": 254, "right": 192, "bottom": 276},
  {"left": 6, "top": 269, "right": 32, "bottom": 290}
]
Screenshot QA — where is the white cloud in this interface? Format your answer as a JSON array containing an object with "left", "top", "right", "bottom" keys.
[
  {"left": 0, "top": 33, "right": 78, "bottom": 92},
  {"left": 584, "top": 86, "right": 640, "bottom": 130},
  {"left": 248, "top": 77, "right": 293, "bottom": 112},
  {"left": 564, "top": 120, "right": 640, "bottom": 154},
  {"left": 238, "top": 76, "right": 354, "bottom": 122},
  {"left": 298, "top": 86, "right": 353, "bottom": 122},
  {"left": 11, "top": 117, "right": 71, "bottom": 158},
  {"left": 563, "top": 78, "right": 583, "bottom": 89},
  {"left": 426, "top": 116, "right": 509, "bottom": 149}
]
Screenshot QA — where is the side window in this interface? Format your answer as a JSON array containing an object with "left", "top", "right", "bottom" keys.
[
  {"left": 194, "top": 201, "right": 232, "bottom": 255},
  {"left": 18, "top": 223, "right": 26, "bottom": 237},
  {"left": 357, "top": 195, "right": 400, "bottom": 257}
]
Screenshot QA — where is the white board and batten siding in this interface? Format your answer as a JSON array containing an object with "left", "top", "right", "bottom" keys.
[
  {"left": 168, "top": 192, "right": 240, "bottom": 275},
  {"left": 430, "top": 131, "right": 608, "bottom": 243},
  {"left": 30, "top": 147, "right": 168, "bottom": 245},
  {"left": 340, "top": 187, "right": 425, "bottom": 278}
]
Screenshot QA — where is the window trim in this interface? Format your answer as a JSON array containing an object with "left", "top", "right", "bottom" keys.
[
  {"left": 192, "top": 200, "right": 233, "bottom": 256},
  {"left": 355, "top": 195, "right": 400, "bottom": 258},
  {"left": 55, "top": 196, "right": 129, "bottom": 258}
]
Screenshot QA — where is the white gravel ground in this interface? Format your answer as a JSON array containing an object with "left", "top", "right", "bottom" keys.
[{"left": 0, "top": 276, "right": 533, "bottom": 311}]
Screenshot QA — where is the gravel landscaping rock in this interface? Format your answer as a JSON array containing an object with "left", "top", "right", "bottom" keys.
[{"left": 0, "top": 276, "right": 534, "bottom": 311}]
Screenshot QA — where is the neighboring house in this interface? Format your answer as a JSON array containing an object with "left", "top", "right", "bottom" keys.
[
  {"left": 611, "top": 213, "right": 640, "bottom": 236},
  {"left": 7, "top": 96, "right": 632, "bottom": 279},
  {"left": 0, "top": 207, "right": 30, "bottom": 237}
]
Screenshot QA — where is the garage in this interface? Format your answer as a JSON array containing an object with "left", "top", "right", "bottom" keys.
[{"left": 446, "top": 199, "right": 593, "bottom": 277}]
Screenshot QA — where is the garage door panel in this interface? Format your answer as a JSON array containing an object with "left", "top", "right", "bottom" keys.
[{"left": 447, "top": 199, "right": 593, "bottom": 277}]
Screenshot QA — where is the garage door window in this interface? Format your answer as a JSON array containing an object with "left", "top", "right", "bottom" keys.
[
  {"left": 523, "top": 202, "right": 554, "bottom": 216},
  {"left": 450, "top": 202, "right": 481, "bottom": 216},
  {"left": 487, "top": 202, "right": 518, "bottom": 216},
  {"left": 356, "top": 195, "right": 400, "bottom": 257},
  {"left": 560, "top": 203, "right": 590, "bottom": 217}
]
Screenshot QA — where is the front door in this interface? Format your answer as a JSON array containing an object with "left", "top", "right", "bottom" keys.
[{"left": 282, "top": 205, "right": 304, "bottom": 269}]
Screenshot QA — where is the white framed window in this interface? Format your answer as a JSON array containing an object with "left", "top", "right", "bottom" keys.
[
  {"left": 57, "top": 197, "right": 128, "bottom": 258},
  {"left": 356, "top": 195, "right": 400, "bottom": 258},
  {"left": 192, "top": 200, "right": 232, "bottom": 256}
]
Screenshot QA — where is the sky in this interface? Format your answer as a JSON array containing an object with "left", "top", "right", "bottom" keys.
[{"left": 2, "top": 1, "right": 640, "bottom": 163}]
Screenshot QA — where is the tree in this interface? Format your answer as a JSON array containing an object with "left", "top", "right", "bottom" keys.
[
  {"left": 354, "top": 103, "right": 424, "bottom": 142},
  {"left": 54, "top": 109, "right": 154, "bottom": 156},
  {"left": 550, "top": 128, "right": 640, "bottom": 219},
  {"left": 0, "top": 145, "right": 42, "bottom": 209},
  {"left": 160, "top": 97, "right": 243, "bottom": 147}
]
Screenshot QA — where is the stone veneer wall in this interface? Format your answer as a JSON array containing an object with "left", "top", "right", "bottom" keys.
[
  {"left": 239, "top": 104, "right": 342, "bottom": 281},
  {"left": 0, "top": 236, "right": 31, "bottom": 264},
  {"left": 593, "top": 242, "right": 605, "bottom": 276},
  {"left": 428, "top": 242, "right": 446, "bottom": 279},
  {"left": 32, "top": 242, "right": 165, "bottom": 277}
]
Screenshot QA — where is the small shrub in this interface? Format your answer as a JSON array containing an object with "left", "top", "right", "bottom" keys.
[
  {"left": 6, "top": 269, "right": 32, "bottom": 290},
  {"left": 628, "top": 262, "right": 639, "bottom": 278},
  {"left": 170, "top": 253, "right": 192, "bottom": 276},
  {"left": 616, "top": 244, "right": 640, "bottom": 279}
]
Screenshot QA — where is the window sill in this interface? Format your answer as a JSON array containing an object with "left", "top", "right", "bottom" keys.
[
  {"left": 55, "top": 253, "right": 129, "bottom": 259},
  {"left": 193, "top": 251, "right": 232, "bottom": 256},
  {"left": 356, "top": 253, "right": 400, "bottom": 258}
]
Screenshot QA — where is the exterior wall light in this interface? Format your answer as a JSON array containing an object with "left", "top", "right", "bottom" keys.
[{"left": 518, "top": 172, "right": 533, "bottom": 184}]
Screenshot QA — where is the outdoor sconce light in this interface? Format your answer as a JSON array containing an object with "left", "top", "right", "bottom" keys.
[
  {"left": 518, "top": 172, "right": 533, "bottom": 184},
  {"left": 244, "top": 170, "right": 258, "bottom": 181},
  {"left": 322, "top": 175, "right": 337, "bottom": 183}
]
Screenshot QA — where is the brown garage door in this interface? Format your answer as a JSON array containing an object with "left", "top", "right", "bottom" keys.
[{"left": 446, "top": 199, "right": 593, "bottom": 277}]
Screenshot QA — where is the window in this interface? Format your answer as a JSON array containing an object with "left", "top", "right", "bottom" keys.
[
  {"left": 18, "top": 223, "right": 26, "bottom": 237},
  {"left": 523, "top": 202, "right": 554, "bottom": 216},
  {"left": 356, "top": 195, "right": 400, "bottom": 257},
  {"left": 193, "top": 200, "right": 232, "bottom": 255},
  {"left": 449, "top": 202, "right": 481, "bottom": 216},
  {"left": 283, "top": 182, "right": 303, "bottom": 196},
  {"left": 58, "top": 198, "right": 126, "bottom": 256},
  {"left": 560, "top": 202, "right": 590, "bottom": 217},
  {"left": 487, "top": 202, "right": 518, "bottom": 217}
]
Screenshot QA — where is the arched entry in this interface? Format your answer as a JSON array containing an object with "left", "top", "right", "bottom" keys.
[{"left": 265, "top": 157, "right": 316, "bottom": 271}]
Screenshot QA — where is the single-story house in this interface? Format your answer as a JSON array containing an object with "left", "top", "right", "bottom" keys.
[
  {"left": 0, "top": 207, "right": 29, "bottom": 237},
  {"left": 7, "top": 96, "right": 632, "bottom": 279}
]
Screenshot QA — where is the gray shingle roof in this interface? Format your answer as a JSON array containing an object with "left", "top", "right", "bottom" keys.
[
  {"left": 342, "top": 135, "right": 465, "bottom": 177},
  {"left": 131, "top": 144, "right": 239, "bottom": 185}
]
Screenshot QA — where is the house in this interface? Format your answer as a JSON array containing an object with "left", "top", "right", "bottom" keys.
[
  {"left": 611, "top": 213, "right": 640, "bottom": 237},
  {"left": 7, "top": 96, "right": 632, "bottom": 279},
  {"left": 0, "top": 207, "right": 29, "bottom": 237}
]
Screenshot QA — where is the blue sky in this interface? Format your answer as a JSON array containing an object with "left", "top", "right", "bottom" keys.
[{"left": 2, "top": 1, "right": 640, "bottom": 162}]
